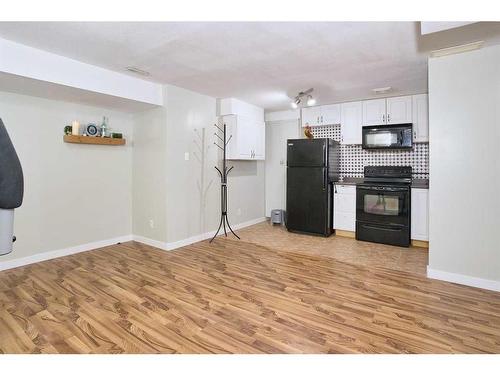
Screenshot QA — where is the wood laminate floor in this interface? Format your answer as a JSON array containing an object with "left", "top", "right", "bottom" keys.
[
  {"left": 236, "top": 222, "right": 429, "bottom": 275},
  {"left": 0, "top": 227, "right": 499, "bottom": 353}
]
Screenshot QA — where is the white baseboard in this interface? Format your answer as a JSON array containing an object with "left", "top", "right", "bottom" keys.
[
  {"left": 134, "top": 216, "right": 267, "bottom": 251},
  {"left": 427, "top": 267, "right": 500, "bottom": 292},
  {"left": 0, "top": 235, "right": 133, "bottom": 272},
  {"left": 131, "top": 235, "right": 168, "bottom": 250},
  {"left": 0, "top": 217, "right": 266, "bottom": 272}
]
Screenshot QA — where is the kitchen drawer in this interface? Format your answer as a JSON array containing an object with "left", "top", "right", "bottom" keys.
[{"left": 334, "top": 184, "right": 356, "bottom": 195}]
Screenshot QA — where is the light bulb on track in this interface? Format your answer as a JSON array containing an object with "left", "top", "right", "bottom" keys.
[{"left": 307, "top": 96, "right": 316, "bottom": 106}]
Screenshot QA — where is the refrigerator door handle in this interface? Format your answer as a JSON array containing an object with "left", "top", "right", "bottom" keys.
[{"left": 323, "top": 168, "right": 327, "bottom": 191}]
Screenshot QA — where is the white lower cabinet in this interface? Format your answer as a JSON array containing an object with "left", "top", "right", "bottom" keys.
[
  {"left": 411, "top": 188, "right": 429, "bottom": 241},
  {"left": 333, "top": 184, "right": 356, "bottom": 232}
]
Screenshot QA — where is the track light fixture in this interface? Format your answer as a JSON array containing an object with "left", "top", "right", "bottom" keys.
[
  {"left": 290, "top": 88, "right": 315, "bottom": 108},
  {"left": 306, "top": 95, "right": 316, "bottom": 106}
]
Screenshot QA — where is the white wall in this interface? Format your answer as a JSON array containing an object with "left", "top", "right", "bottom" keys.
[
  {"left": 132, "top": 96, "right": 168, "bottom": 242},
  {"left": 0, "top": 83, "right": 266, "bottom": 267},
  {"left": 0, "top": 91, "right": 133, "bottom": 262},
  {"left": 132, "top": 84, "right": 266, "bottom": 246},
  {"left": 428, "top": 45, "right": 500, "bottom": 288},
  {"left": 164, "top": 85, "right": 220, "bottom": 243},
  {"left": 165, "top": 85, "right": 265, "bottom": 243},
  {"left": 265, "top": 119, "right": 300, "bottom": 216}
]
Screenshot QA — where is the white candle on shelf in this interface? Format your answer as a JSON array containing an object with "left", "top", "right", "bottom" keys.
[{"left": 71, "top": 121, "right": 80, "bottom": 135}]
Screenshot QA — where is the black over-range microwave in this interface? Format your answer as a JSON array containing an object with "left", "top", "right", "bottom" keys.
[{"left": 362, "top": 123, "right": 413, "bottom": 150}]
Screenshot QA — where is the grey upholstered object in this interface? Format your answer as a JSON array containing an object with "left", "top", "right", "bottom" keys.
[{"left": 0, "top": 118, "right": 24, "bottom": 209}]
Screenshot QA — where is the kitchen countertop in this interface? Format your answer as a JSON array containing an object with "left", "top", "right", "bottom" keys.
[{"left": 334, "top": 177, "right": 429, "bottom": 189}]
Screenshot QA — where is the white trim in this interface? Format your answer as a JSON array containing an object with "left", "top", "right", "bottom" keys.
[
  {"left": 131, "top": 235, "right": 168, "bottom": 251},
  {"left": 134, "top": 217, "right": 267, "bottom": 251},
  {"left": 0, "top": 217, "right": 267, "bottom": 272},
  {"left": 0, "top": 235, "right": 133, "bottom": 272},
  {"left": 265, "top": 109, "right": 300, "bottom": 122},
  {"left": 427, "top": 267, "right": 500, "bottom": 292}
]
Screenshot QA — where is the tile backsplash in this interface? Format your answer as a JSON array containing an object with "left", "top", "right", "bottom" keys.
[{"left": 311, "top": 125, "right": 429, "bottom": 179}]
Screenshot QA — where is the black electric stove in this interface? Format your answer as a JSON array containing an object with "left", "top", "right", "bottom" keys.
[{"left": 356, "top": 166, "right": 412, "bottom": 247}]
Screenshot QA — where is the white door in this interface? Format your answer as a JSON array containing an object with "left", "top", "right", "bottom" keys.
[
  {"left": 333, "top": 185, "right": 356, "bottom": 231},
  {"left": 265, "top": 120, "right": 300, "bottom": 216},
  {"left": 301, "top": 106, "right": 321, "bottom": 127},
  {"left": 254, "top": 121, "right": 266, "bottom": 159},
  {"left": 412, "top": 94, "right": 429, "bottom": 142},
  {"left": 411, "top": 188, "right": 429, "bottom": 240},
  {"left": 320, "top": 104, "right": 341, "bottom": 125},
  {"left": 340, "top": 101, "right": 363, "bottom": 144},
  {"left": 362, "top": 99, "right": 387, "bottom": 126},
  {"left": 386, "top": 96, "right": 412, "bottom": 124},
  {"left": 236, "top": 116, "right": 254, "bottom": 159}
]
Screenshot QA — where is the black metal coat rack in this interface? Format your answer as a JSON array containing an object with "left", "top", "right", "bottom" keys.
[{"left": 210, "top": 122, "right": 240, "bottom": 242}]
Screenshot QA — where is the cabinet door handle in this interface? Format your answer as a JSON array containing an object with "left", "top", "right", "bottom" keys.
[
  {"left": 382, "top": 114, "right": 385, "bottom": 123},
  {"left": 387, "top": 114, "right": 391, "bottom": 123},
  {"left": 413, "top": 130, "right": 416, "bottom": 140}
]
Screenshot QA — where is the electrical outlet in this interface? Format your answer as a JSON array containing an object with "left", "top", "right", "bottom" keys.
[
  {"left": 149, "top": 219, "right": 155, "bottom": 229},
  {"left": 237, "top": 208, "right": 241, "bottom": 216}
]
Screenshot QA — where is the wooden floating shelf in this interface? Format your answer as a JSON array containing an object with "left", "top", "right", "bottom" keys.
[{"left": 63, "top": 135, "right": 126, "bottom": 146}]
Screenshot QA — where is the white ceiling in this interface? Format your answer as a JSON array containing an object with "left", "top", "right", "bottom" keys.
[{"left": 1, "top": 21, "right": 500, "bottom": 110}]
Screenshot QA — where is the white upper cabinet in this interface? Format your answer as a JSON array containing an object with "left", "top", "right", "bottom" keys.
[
  {"left": 362, "top": 99, "right": 387, "bottom": 126},
  {"left": 223, "top": 115, "right": 265, "bottom": 161},
  {"left": 301, "top": 104, "right": 341, "bottom": 127},
  {"left": 340, "top": 101, "right": 363, "bottom": 144},
  {"left": 411, "top": 188, "right": 429, "bottom": 241},
  {"left": 220, "top": 98, "right": 265, "bottom": 160},
  {"left": 386, "top": 95, "right": 413, "bottom": 124},
  {"left": 412, "top": 94, "right": 429, "bottom": 142},
  {"left": 301, "top": 106, "right": 322, "bottom": 127},
  {"left": 254, "top": 120, "right": 266, "bottom": 159},
  {"left": 362, "top": 96, "right": 413, "bottom": 126},
  {"left": 299, "top": 94, "right": 427, "bottom": 143},
  {"left": 321, "top": 104, "right": 341, "bottom": 125}
]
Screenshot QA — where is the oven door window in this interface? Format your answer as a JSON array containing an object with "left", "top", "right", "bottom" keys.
[{"left": 364, "top": 194, "right": 400, "bottom": 216}]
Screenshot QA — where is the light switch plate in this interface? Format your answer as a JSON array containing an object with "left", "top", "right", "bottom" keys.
[{"left": 184, "top": 152, "right": 190, "bottom": 161}]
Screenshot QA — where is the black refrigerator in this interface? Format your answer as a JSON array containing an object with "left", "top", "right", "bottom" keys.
[{"left": 286, "top": 138, "right": 340, "bottom": 236}]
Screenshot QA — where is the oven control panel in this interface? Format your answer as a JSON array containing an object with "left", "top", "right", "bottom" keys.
[{"left": 364, "top": 166, "right": 412, "bottom": 179}]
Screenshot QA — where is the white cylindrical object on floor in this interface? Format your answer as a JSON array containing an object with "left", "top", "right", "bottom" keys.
[{"left": 0, "top": 209, "right": 15, "bottom": 255}]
